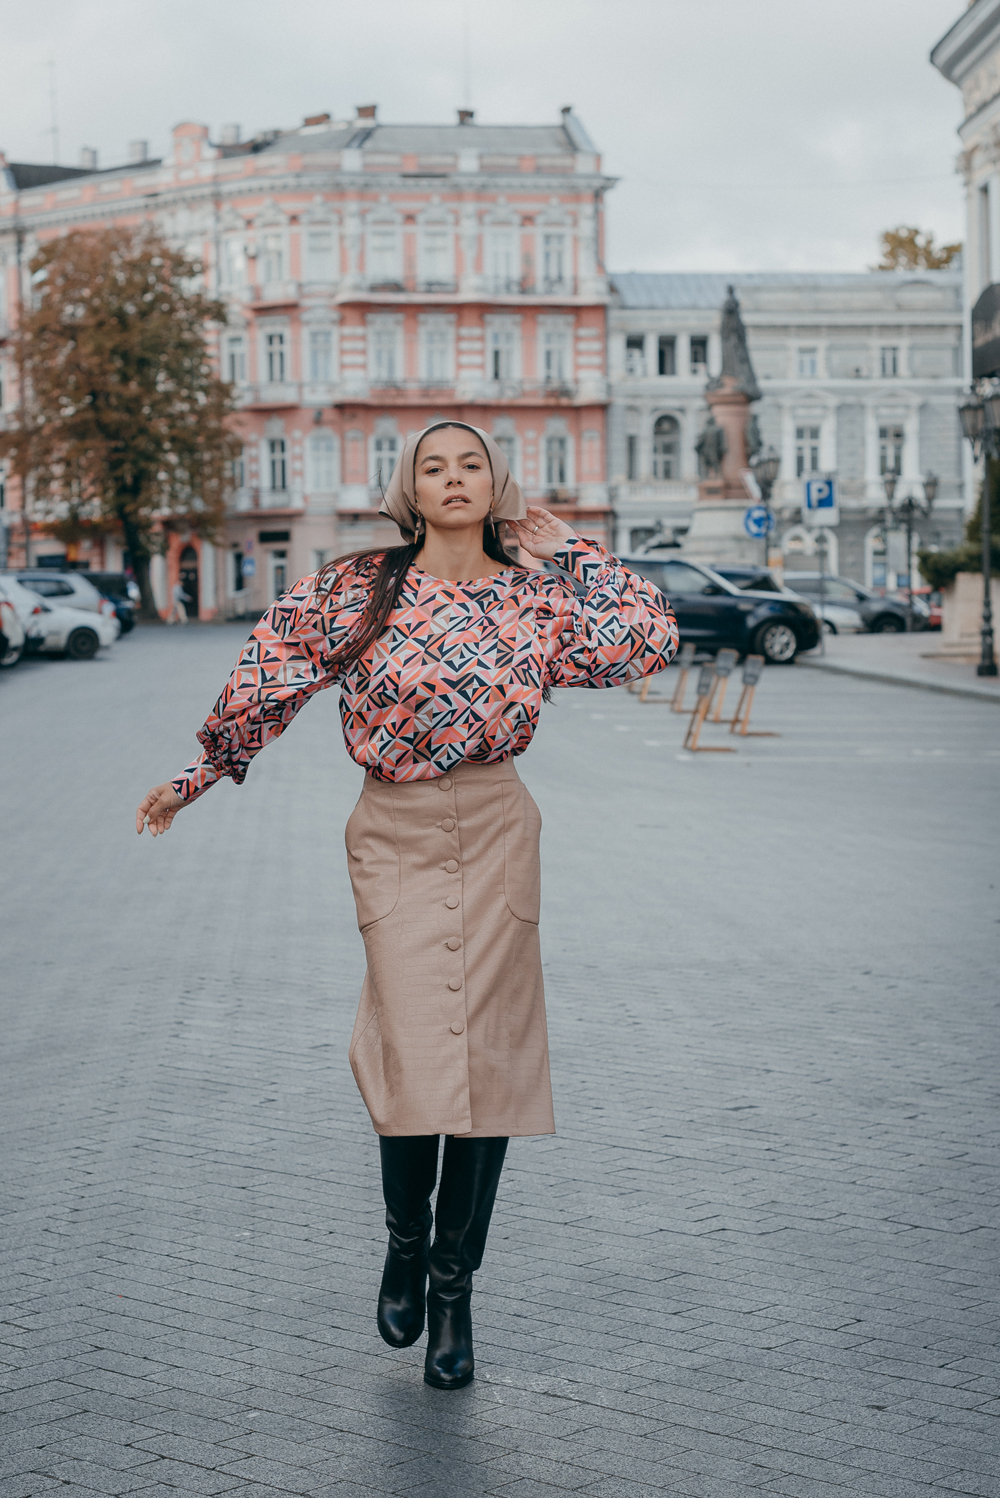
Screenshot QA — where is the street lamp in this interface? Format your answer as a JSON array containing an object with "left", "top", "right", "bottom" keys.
[
  {"left": 957, "top": 386, "right": 998, "bottom": 677},
  {"left": 886, "top": 473, "right": 936, "bottom": 630},
  {"left": 751, "top": 445, "right": 781, "bottom": 568}
]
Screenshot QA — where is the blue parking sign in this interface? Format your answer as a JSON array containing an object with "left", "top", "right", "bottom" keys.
[{"left": 804, "top": 478, "right": 837, "bottom": 514}]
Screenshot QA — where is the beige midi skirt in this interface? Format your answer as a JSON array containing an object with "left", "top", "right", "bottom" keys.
[{"left": 346, "top": 758, "right": 555, "bottom": 1138}]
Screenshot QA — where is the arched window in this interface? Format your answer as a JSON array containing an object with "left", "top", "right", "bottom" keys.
[
  {"left": 373, "top": 434, "right": 398, "bottom": 491},
  {"left": 652, "top": 415, "right": 679, "bottom": 480}
]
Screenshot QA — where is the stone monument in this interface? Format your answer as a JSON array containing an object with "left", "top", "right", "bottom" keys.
[{"left": 684, "top": 286, "right": 770, "bottom": 567}]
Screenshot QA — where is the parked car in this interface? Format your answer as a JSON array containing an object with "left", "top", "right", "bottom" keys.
[
  {"left": 783, "top": 572, "right": 928, "bottom": 632},
  {"left": 621, "top": 555, "right": 820, "bottom": 662},
  {"left": 85, "top": 571, "right": 139, "bottom": 633},
  {"left": 15, "top": 569, "right": 120, "bottom": 628},
  {"left": 911, "top": 586, "right": 943, "bottom": 630},
  {"left": 0, "top": 580, "right": 26, "bottom": 668},
  {"left": 0, "top": 574, "right": 119, "bottom": 659},
  {"left": 711, "top": 563, "right": 784, "bottom": 593}
]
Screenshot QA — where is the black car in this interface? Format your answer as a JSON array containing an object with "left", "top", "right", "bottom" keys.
[
  {"left": 783, "top": 573, "right": 927, "bottom": 633},
  {"left": 711, "top": 563, "right": 784, "bottom": 593},
  {"left": 622, "top": 555, "right": 820, "bottom": 663},
  {"left": 84, "top": 571, "right": 138, "bottom": 633}
]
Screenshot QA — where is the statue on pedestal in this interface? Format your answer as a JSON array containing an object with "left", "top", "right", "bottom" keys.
[
  {"left": 708, "top": 285, "right": 761, "bottom": 402},
  {"left": 695, "top": 414, "right": 727, "bottom": 476}
]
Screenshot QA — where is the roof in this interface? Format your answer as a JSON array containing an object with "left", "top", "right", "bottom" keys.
[
  {"left": 3, "top": 162, "right": 94, "bottom": 189},
  {"left": 610, "top": 269, "right": 963, "bottom": 309},
  {"left": 258, "top": 118, "right": 583, "bottom": 159}
]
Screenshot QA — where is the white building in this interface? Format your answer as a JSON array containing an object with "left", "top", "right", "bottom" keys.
[{"left": 608, "top": 271, "right": 966, "bottom": 584}]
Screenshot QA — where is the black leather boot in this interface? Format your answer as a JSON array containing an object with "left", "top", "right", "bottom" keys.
[
  {"left": 377, "top": 1135, "right": 440, "bottom": 1349},
  {"left": 424, "top": 1136, "right": 508, "bottom": 1390}
]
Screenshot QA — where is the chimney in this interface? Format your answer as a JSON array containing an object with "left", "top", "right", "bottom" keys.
[
  {"left": 79, "top": 146, "right": 98, "bottom": 170},
  {"left": 458, "top": 109, "right": 474, "bottom": 125},
  {"left": 220, "top": 123, "right": 241, "bottom": 146},
  {"left": 128, "top": 140, "right": 148, "bottom": 164},
  {"left": 561, "top": 105, "right": 573, "bottom": 118},
  {"left": 303, "top": 112, "right": 331, "bottom": 127},
  {"left": 355, "top": 104, "right": 377, "bottom": 120}
]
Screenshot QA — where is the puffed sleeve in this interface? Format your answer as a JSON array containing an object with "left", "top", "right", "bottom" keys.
[
  {"left": 170, "top": 567, "right": 360, "bottom": 803},
  {"left": 543, "top": 536, "right": 678, "bottom": 689}
]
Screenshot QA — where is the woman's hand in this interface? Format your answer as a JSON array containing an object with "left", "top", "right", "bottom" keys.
[
  {"left": 136, "top": 783, "right": 184, "bottom": 837},
  {"left": 506, "top": 506, "right": 578, "bottom": 561}
]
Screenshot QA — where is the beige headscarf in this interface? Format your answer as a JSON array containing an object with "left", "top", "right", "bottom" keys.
[{"left": 378, "top": 421, "right": 527, "bottom": 543}]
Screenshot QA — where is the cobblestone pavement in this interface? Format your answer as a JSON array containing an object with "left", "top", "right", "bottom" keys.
[{"left": 2, "top": 624, "right": 999, "bottom": 1498}]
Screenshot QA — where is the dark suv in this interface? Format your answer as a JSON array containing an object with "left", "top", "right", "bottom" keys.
[
  {"left": 783, "top": 573, "right": 927, "bottom": 633},
  {"left": 623, "top": 556, "right": 820, "bottom": 662}
]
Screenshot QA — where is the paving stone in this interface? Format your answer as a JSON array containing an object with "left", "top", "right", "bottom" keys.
[{"left": 2, "top": 630, "right": 998, "bottom": 1496}]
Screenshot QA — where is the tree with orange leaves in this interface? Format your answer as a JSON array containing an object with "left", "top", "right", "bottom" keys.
[
  {"left": 874, "top": 226, "right": 962, "bottom": 272},
  {"left": 0, "top": 226, "right": 240, "bottom": 617}
]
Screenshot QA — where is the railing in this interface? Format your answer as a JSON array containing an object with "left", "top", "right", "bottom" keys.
[{"left": 246, "top": 382, "right": 299, "bottom": 406}]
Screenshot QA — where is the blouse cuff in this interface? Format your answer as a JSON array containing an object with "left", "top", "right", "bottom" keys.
[
  {"left": 171, "top": 752, "right": 221, "bottom": 804},
  {"left": 552, "top": 536, "right": 616, "bottom": 587}
]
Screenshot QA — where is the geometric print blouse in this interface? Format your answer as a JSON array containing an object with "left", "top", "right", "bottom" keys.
[{"left": 171, "top": 536, "right": 678, "bottom": 800}]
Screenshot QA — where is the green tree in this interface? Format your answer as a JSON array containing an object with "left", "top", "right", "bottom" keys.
[
  {"left": 0, "top": 226, "right": 240, "bottom": 618},
  {"left": 874, "top": 226, "right": 962, "bottom": 272},
  {"left": 918, "top": 465, "right": 1000, "bottom": 590}
]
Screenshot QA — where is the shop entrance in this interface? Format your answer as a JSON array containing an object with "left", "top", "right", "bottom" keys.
[{"left": 179, "top": 546, "right": 199, "bottom": 619}]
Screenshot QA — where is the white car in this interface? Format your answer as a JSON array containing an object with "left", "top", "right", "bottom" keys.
[
  {"left": 802, "top": 599, "right": 864, "bottom": 634},
  {"left": 0, "top": 581, "right": 26, "bottom": 667},
  {"left": 16, "top": 568, "right": 119, "bottom": 625},
  {"left": 0, "top": 574, "right": 118, "bottom": 659}
]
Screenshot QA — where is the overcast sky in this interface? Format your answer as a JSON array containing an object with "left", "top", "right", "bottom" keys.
[{"left": 1, "top": 0, "right": 969, "bottom": 274}]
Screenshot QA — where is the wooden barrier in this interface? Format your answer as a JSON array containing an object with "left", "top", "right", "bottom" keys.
[
  {"left": 710, "top": 648, "right": 739, "bottom": 722},
  {"left": 728, "top": 655, "right": 779, "bottom": 737},
  {"left": 682, "top": 663, "right": 737, "bottom": 753},
  {"left": 634, "top": 639, "right": 696, "bottom": 705}
]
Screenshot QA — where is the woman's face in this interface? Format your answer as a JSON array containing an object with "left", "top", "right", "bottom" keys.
[{"left": 413, "top": 426, "right": 493, "bottom": 537}]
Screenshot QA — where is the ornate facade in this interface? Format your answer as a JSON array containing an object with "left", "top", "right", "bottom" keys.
[
  {"left": 608, "top": 271, "right": 967, "bottom": 583},
  {"left": 0, "top": 107, "right": 614, "bottom": 617}
]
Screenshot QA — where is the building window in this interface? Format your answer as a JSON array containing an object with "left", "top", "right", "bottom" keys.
[
  {"left": 305, "top": 229, "right": 336, "bottom": 282},
  {"left": 309, "top": 330, "right": 333, "bottom": 382},
  {"left": 658, "top": 336, "right": 676, "bottom": 376},
  {"left": 880, "top": 346, "right": 899, "bottom": 377},
  {"left": 980, "top": 183, "right": 991, "bottom": 286},
  {"left": 420, "top": 226, "right": 453, "bottom": 288},
  {"left": 488, "top": 324, "right": 517, "bottom": 381},
  {"left": 487, "top": 229, "right": 518, "bottom": 292},
  {"left": 421, "top": 322, "right": 452, "bottom": 382},
  {"left": 271, "top": 551, "right": 288, "bottom": 597},
  {"left": 221, "top": 238, "right": 246, "bottom": 288},
  {"left": 269, "top": 438, "right": 287, "bottom": 491},
  {"left": 374, "top": 435, "right": 398, "bottom": 491},
  {"left": 232, "top": 547, "right": 245, "bottom": 594},
  {"left": 230, "top": 449, "right": 246, "bottom": 489},
  {"left": 797, "top": 347, "right": 818, "bottom": 378},
  {"left": 493, "top": 432, "right": 517, "bottom": 478},
  {"left": 879, "top": 424, "right": 904, "bottom": 476},
  {"left": 795, "top": 425, "right": 821, "bottom": 478},
  {"left": 370, "top": 323, "right": 400, "bottom": 384},
  {"left": 308, "top": 431, "right": 337, "bottom": 491},
  {"left": 226, "top": 335, "right": 246, "bottom": 384},
  {"left": 542, "top": 233, "right": 567, "bottom": 292},
  {"left": 259, "top": 234, "right": 284, "bottom": 284},
  {"left": 368, "top": 225, "right": 400, "bottom": 284},
  {"left": 626, "top": 434, "right": 638, "bottom": 481},
  {"left": 625, "top": 335, "right": 646, "bottom": 377},
  {"left": 545, "top": 434, "right": 567, "bottom": 487},
  {"left": 652, "top": 415, "right": 679, "bottom": 480},
  {"left": 690, "top": 336, "right": 708, "bottom": 374},
  {"left": 265, "top": 331, "right": 285, "bottom": 383},
  {"left": 542, "top": 327, "right": 570, "bottom": 384}
]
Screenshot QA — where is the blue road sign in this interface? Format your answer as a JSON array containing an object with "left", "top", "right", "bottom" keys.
[
  {"left": 804, "top": 478, "right": 836, "bottom": 513},
  {"left": 743, "top": 505, "right": 775, "bottom": 538}
]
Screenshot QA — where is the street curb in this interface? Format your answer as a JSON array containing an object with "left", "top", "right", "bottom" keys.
[{"left": 797, "top": 655, "right": 1000, "bottom": 703}]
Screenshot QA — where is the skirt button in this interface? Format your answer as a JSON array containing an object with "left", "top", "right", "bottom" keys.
[
  {"left": 439, "top": 776, "right": 453, "bottom": 789},
  {"left": 441, "top": 818, "right": 456, "bottom": 831},
  {"left": 445, "top": 895, "right": 460, "bottom": 909},
  {"left": 450, "top": 1021, "right": 465, "bottom": 1034},
  {"left": 444, "top": 859, "right": 459, "bottom": 873},
  {"left": 446, "top": 937, "right": 461, "bottom": 950},
  {"left": 448, "top": 978, "right": 463, "bottom": 991}
]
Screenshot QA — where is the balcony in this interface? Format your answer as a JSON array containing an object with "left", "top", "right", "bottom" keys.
[
  {"left": 250, "top": 280, "right": 299, "bottom": 306},
  {"left": 229, "top": 487, "right": 305, "bottom": 514},
  {"left": 247, "top": 382, "right": 299, "bottom": 407}
]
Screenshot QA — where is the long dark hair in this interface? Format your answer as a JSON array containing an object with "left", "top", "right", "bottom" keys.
[{"left": 316, "top": 424, "right": 519, "bottom": 678}]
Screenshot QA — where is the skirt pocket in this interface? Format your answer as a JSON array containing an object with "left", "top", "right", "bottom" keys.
[
  {"left": 501, "top": 779, "right": 542, "bottom": 924},
  {"left": 346, "top": 791, "right": 400, "bottom": 929}
]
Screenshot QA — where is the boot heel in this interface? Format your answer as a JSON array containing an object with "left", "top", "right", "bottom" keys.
[{"left": 423, "top": 1292, "right": 475, "bottom": 1389}]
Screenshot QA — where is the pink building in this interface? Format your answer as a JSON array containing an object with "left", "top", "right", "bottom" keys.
[{"left": 0, "top": 107, "right": 615, "bottom": 618}]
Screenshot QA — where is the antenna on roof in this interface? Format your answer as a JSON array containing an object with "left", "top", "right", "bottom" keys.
[
  {"left": 47, "top": 55, "right": 59, "bottom": 165},
  {"left": 462, "top": 0, "right": 472, "bottom": 110}
]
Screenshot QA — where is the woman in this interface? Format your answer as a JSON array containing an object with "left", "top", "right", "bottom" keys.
[{"left": 136, "top": 422, "right": 677, "bottom": 1391}]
